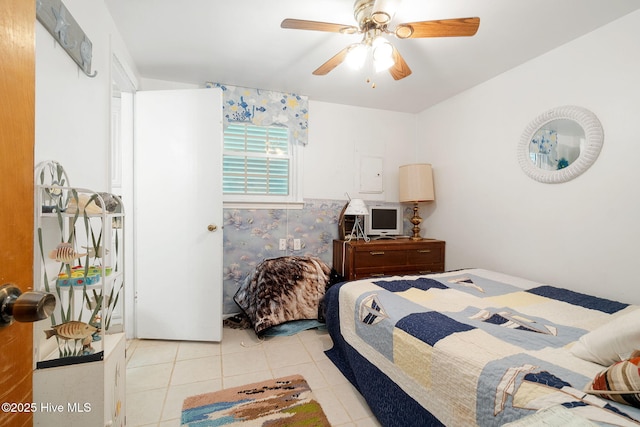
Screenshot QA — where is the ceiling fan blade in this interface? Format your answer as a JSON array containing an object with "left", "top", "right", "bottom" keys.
[
  {"left": 281, "top": 18, "right": 358, "bottom": 34},
  {"left": 388, "top": 46, "right": 412, "bottom": 80},
  {"left": 395, "top": 17, "right": 480, "bottom": 39},
  {"left": 312, "top": 45, "right": 353, "bottom": 76}
]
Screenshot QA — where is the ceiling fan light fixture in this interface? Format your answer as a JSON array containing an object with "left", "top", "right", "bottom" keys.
[
  {"left": 374, "top": 55, "right": 394, "bottom": 73},
  {"left": 371, "top": 0, "right": 399, "bottom": 25},
  {"left": 346, "top": 43, "right": 368, "bottom": 70},
  {"left": 372, "top": 37, "right": 394, "bottom": 72}
]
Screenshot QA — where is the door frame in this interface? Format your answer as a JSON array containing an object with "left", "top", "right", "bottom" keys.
[{"left": 110, "top": 53, "right": 137, "bottom": 338}]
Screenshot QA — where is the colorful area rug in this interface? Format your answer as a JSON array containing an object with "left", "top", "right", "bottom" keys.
[{"left": 180, "top": 374, "right": 331, "bottom": 426}]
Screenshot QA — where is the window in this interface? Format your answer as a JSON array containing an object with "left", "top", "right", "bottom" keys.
[{"left": 223, "top": 123, "right": 302, "bottom": 206}]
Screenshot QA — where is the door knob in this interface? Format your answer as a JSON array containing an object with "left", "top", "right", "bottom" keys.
[
  {"left": 0, "top": 284, "right": 56, "bottom": 328},
  {"left": 207, "top": 224, "right": 218, "bottom": 232}
]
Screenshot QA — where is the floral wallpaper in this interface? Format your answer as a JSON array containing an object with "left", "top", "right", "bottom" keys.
[
  {"left": 221, "top": 198, "right": 412, "bottom": 314},
  {"left": 222, "top": 199, "right": 342, "bottom": 313},
  {"left": 205, "top": 82, "right": 309, "bottom": 146}
]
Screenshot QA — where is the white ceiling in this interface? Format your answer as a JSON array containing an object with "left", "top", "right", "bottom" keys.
[{"left": 105, "top": 0, "right": 640, "bottom": 113}]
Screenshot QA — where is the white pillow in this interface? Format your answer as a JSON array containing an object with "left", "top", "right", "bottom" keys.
[{"left": 571, "top": 309, "right": 640, "bottom": 366}]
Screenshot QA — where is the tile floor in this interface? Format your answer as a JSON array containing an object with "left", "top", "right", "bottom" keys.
[{"left": 125, "top": 326, "right": 382, "bottom": 426}]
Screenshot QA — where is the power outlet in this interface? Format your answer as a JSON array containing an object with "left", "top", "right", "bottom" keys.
[
  {"left": 279, "top": 238, "right": 287, "bottom": 251},
  {"left": 293, "top": 239, "right": 301, "bottom": 250}
]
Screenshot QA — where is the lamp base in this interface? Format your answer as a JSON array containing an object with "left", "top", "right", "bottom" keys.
[
  {"left": 347, "top": 216, "right": 370, "bottom": 242},
  {"left": 409, "top": 203, "right": 423, "bottom": 240}
]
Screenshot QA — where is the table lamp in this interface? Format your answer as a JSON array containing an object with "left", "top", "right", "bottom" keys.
[
  {"left": 344, "top": 198, "right": 370, "bottom": 242},
  {"left": 399, "top": 164, "right": 435, "bottom": 240}
]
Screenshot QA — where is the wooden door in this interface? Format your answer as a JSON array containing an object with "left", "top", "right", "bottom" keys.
[
  {"left": 134, "top": 89, "right": 223, "bottom": 341},
  {"left": 0, "top": 1, "right": 36, "bottom": 426}
]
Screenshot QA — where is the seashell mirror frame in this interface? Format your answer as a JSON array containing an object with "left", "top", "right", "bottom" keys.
[{"left": 518, "top": 105, "right": 604, "bottom": 184}]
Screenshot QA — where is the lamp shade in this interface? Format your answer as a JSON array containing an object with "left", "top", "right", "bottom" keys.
[
  {"left": 344, "top": 199, "right": 369, "bottom": 215},
  {"left": 399, "top": 164, "right": 435, "bottom": 203}
]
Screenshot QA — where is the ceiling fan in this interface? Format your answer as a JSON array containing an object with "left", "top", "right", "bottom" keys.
[{"left": 281, "top": 0, "right": 480, "bottom": 81}]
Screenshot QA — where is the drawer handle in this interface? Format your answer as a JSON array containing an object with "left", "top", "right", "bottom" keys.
[
  {"left": 419, "top": 270, "right": 433, "bottom": 274},
  {"left": 369, "top": 251, "right": 385, "bottom": 256},
  {"left": 369, "top": 273, "right": 385, "bottom": 277},
  {"left": 417, "top": 250, "right": 432, "bottom": 253}
]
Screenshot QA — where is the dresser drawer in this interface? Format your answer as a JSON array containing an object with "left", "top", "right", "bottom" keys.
[
  {"left": 354, "top": 249, "right": 405, "bottom": 268},
  {"left": 406, "top": 245, "right": 443, "bottom": 264},
  {"left": 414, "top": 265, "right": 443, "bottom": 275},
  {"left": 355, "top": 265, "right": 424, "bottom": 279},
  {"left": 353, "top": 268, "right": 389, "bottom": 279}
]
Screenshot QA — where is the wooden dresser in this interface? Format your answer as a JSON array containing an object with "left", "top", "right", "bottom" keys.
[{"left": 333, "top": 238, "right": 446, "bottom": 281}]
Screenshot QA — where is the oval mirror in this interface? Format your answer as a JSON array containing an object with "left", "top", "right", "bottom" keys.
[{"left": 518, "top": 106, "right": 603, "bottom": 183}]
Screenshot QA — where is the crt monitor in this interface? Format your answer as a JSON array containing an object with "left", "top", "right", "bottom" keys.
[{"left": 364, "top": 204, "right": 403, "bottom": 237}]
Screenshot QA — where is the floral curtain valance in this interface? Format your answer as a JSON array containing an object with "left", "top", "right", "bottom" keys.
[{"left": 205, "top": 82, "right": 309, "bottom": 146}]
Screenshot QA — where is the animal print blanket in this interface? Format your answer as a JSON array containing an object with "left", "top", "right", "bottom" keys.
[{"left": 233, "top": 256, "right": 332, "bottom": 335}]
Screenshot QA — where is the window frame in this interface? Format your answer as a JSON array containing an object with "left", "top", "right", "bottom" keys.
[{"left": 222, "top": 123, "right": 303, "bottom": 209}]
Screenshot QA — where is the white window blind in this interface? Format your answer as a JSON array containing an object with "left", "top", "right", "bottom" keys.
[{"left": 223, "top": 123, "right": 291, "bottom": 196}]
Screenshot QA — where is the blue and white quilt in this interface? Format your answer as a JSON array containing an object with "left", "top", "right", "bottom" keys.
[{"left": 326, "top": 269, "right": 640, "bottom": 426}]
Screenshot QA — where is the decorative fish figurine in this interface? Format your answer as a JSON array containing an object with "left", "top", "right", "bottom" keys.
[
  {"left": 48, "top": 242, "right": 87, "bottom": 263},
  {"left": 44, "top": 321, "right": 98, "bottom": 340}
]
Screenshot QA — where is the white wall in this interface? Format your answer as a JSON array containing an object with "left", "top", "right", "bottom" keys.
[
  {"left": 305, "top": 101, "right": 416, "bottom": 202},
  {"left": 415, "top": 10, "right": 640, "bottom": 304},
  {"left": 35, "top": 0, "right": 139, "bottom": 189}
]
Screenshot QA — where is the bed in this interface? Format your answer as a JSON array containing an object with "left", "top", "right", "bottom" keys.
[{"left": 324, "top": 269, "right": 640, "bottom": 426}]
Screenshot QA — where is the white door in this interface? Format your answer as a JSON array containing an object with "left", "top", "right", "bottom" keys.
[{"left": 135, "top": 88, "right": 223, "bottom": 341}]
